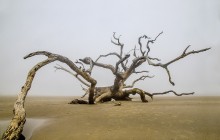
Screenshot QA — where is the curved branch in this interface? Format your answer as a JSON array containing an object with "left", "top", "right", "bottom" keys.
[
  {"left": 126, "top": 46, "right": 140, "bottom": 58},
  {"left": 93, "top": 61, "right": 116, "bottom": 73},
  {"left": 3, "top": 51, "right": 98, "bottom": 139},
  {"left": 26, "top": 51, "right": 97, "bottom": 104},
  {"left": 148, "top": 56, "right": 161, "bottom": 61},
  {"left": 152, "top": 90, "right": 194, "bottom": 96},
  {"left": 95, "top": 52, "right": 127, "bottom": 71},
  {"left": 164, "top": 46, "right": 211, "bottom": 66},
  {"left": 146, "top": 46, "right": 211, "bottom": 85},
  {"left": 75, "top": 60, "right": 85, "bottom": 71},
  {"left": 2, "top": 57, "right": 57, "bottom": 140},
  {"left": 80, "top": 57, "right": 116, "bottom": 73},
  {"left": 24, "top": 51, "right": 52, "bottom": 59},
  {"left": 138, "top": 35, "right": 149, "bottom": 56},
  {"left": 95, "top": 52, "right": 121, "bottom": 62},
  {"left": 123, "top": 88, "right": 149, "bottom": 102},
  {"left": 114, "top": 54, "right": 130, "bottom": 74},
  {"left": 76, "top": 58, "right": 93, "bottom": 74},
  {"left": 124, "top": 56, "right": 146, "bottom": 80},
  {"left": 111, "top": 32, "right": 124, "bottom": 57},
  {"left": 146, "top": 31, "right": 163, "bottom": 55},
  {"left": 165, "top": 67, "right": 175, "bottom": 86}
]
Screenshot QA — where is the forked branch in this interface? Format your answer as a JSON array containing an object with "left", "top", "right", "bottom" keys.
[
  {"left": 164, "top": 46, "right": 211, "bottom": 66},
  {"left": 111, "top": 32, "right": 124, "bottom": 57},
  {"left": 95, "top": 52, "right": 127, "bottom": 71},
  {"left": 80, "top": 57, "right": 116, "bottom": 73},
  {"left": 3, "top": 51, "right": 98, "bottom": 140},
  {"left": 114, "top": 54, "right": 130, "bottom": 74},
  {"left": 138, "top": 35, "right": 150, "bottom": 56},
  {"left": 146, "top": 31, "right": 163, "bottom": 55},
  {"left": 146, "top": 46, "right": 211, "bottom": 85}
]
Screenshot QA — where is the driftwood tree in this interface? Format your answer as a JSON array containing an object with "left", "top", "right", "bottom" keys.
[
  {"left": 58, "top": 32, "right": 210, "bottom": 103},
  {"left": 2, "top": 32, "right": 210, "bottom": 140},
  {"left": 2, "top": 52, "right": 97, "bottom": 140}
]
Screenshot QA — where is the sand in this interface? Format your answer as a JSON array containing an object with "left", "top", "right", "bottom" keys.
[{"left": 0, "top": 96, "right": 220, "bottom": 140}]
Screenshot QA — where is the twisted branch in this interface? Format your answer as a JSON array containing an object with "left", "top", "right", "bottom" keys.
[
  {"left": 146, "top": 46, "right": 211, "bottom": 85},
  {"left": 95, "top": 52, "right": 127, "bottom": 71},
  {"left": 25, "top": 51, "right": 97, "bottom": 104},
  {"left": 146, "top": 31, "right": 163, "bottom": 55},
  {"left": 114, "top": 54, "right": 130, "bottom": 75},
  {"left": 75, "top": 60, "right": 85, "bottom": 70},
  {"left": 164, "top": 46, "right": 211, "bottom": 66},
  {"left": 80, "top": 57, "right": 116, "bottom": 73},
  {"left": 111, "top": 32, "right": 124, "bottom": 57},
  {"left": 151, "top": 90, "right": 195, "bottom": 96},
  {"left": 138, "top": 35, "right": 150, "bottom": 56},
  {"left": 2, "top": 57, "right": 57, "bottom": 140}
]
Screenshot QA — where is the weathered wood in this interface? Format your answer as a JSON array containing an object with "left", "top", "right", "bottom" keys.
[
  {"left": 23, "top": 51, "right": 97, "bottom": 104},
  {"left": 2, "top": 57, "right": 56, "bottom": 140},
  {"left": 68, "top": 99, "right": 88, "bottom": 104},
  {"left": 78, "top": 32, "right": 210, "bottom": 103},
  {"left": 2, "top": 32, "right": 210, "bottom": 139},
  {"left": 2, "top": 51, "right": 97, "bottom": 140}
]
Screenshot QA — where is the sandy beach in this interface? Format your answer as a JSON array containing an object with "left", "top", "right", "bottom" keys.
[{"left": 0, "top": 96, "right": 220, "bottom": 140}]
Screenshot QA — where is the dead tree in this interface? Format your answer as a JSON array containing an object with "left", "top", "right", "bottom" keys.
[
  {"left": 2, "top": 52, "right": 96, "bottom": 140},
  {"left": 69, "top": 32, "right": 209, "bottom": 103},
  {"left": 2, "top": 32, "right": 210, "bottom": 140}
]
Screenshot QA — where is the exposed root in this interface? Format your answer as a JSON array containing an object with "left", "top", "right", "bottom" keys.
[{"left": 69, "top": 99, "right": 88, "bottom": 104}]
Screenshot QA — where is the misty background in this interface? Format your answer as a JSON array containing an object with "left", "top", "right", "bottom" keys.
[{"left": 0, "top": 0, "right": 219, "bottom": 96}]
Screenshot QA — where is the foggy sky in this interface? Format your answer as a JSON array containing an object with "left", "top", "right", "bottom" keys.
[{"left": 0, "top": 0, "right": 220, "bottom": 96}]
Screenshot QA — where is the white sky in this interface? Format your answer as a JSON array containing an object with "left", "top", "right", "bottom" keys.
[{"left": 0, "top": 0, "right": 220, "bottom": 96}]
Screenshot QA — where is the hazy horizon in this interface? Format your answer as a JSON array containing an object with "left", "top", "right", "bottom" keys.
[{"left": 0, "top": 0, "right": 220, "bottom": 96}]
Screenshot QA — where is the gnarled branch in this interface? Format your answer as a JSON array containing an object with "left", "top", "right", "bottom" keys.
[
  {"left": 152, "top": 90, "right": 194, "bottom": 96},
  {"left": 2, "top": 57, "right": 57, "bottom": 140},
  {"left": 146, "top": 31, "right": 163, "bottom": 55},
  {"left": 123, "top": 88, "right": 149, "bottom": 102},
  {"left": 111, "top": 32, "right": 124, "bottom": 57},
  {"left": 146, "top": 46, "right": 211, "bottom": 85},
  {"left": 75, "top": 60, "right": 85, "bottom": 71},
  {"left": 25, "top": 51, "right": 97, "bottom": 104},
  {"left": 95, "top": 52, "right": 127, "bottom": 71},
  {"left": 164, "top": 46, "right": 211, "bottom": 66},
  {"left": 114, "top": 54, "right": 130, "bottom": 75},
  {"left": 80, "top": 57, "right": 116, "bottom": 73},
  {"left": 3, "top": 51, "right": 98, "bottom": 139},
  {"left": 138, "top": 35, "right": 150, "bottom": 56}
]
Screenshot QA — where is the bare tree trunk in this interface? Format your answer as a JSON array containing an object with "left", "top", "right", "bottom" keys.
[
  {"left": 2, "top": 58, "right": 56, "bottom": 140},
  {"left": 2, "top": 51, "right": 97, "bottom": 140}
]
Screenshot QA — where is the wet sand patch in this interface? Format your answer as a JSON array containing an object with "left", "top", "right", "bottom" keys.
[{"left": 0, "top": 118, "right": 48, "bottom": 140}]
